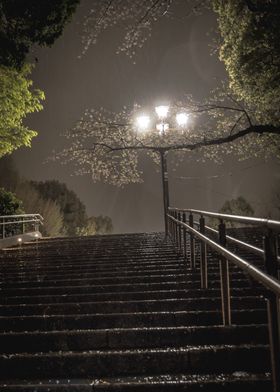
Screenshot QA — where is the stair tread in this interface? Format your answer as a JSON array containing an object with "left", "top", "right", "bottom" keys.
[
  {"left": 0, "top": 308, "right": 265, "bottom": 319},
  {"left": 0, "top": 344, "right": 269, "bottom": 357},
  {"left": 0, "top": 323, "right": 267, "bottom": 336},
  {"left": 0, "top": 372, "right": 271, "bottom": 385}
]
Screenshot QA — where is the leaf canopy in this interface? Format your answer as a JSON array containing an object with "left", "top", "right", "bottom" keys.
[{"left": 0, "top": 63, "right": 45, "bottom": 157}]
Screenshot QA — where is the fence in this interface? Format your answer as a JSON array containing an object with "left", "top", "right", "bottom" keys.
[
  {"left": 0, "top": 214, "right": 44, "bottom": 240},
  {"left": 167, "top": 207, "right": 280, "bottom": 392}
]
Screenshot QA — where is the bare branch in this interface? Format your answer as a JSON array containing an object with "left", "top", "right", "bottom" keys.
[
  {"left": 166, "top": 124, "right": 280, "bottom": 151},
  {"left": 229, "top": 114, "right": 245, "bottom": 136},
  {"left": 73, "top": 124, "right": 280, "bottom": 155}
]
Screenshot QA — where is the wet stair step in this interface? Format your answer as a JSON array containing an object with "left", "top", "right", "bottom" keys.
[
  {"left": 0, "top": 309, "right": 267, "bottom": 332},
  {"left": 0, "top": 296, "right": 266, "bottom": 316},
  {"left": 0, "top": 324, "right": 268, "bottom": 353},
  {"left": 0, "top": 287, "right": 265, "bottom": 305},
  {"left": 0, "top": 345, "right": 270, "bottom": 379},
  {"left": 0, "top": 373, "right": 271, "bottom": 392}
]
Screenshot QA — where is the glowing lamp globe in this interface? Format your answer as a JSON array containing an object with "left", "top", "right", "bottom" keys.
[
  {"left": 176, "top": 113, "right": 189, "bottom": 126},
  {"left": 136, "top": 115, "right": 150, "bottom": 130},
  {"left": 155, "top": 105, "right": 169, "bottom": 119}
]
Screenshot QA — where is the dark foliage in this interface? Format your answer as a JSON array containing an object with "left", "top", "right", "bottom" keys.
[
  {"left": 31, "top": 180, "right": 87, "bottom": 236},
  {"left": 0, "top": 187, "right": 24, "bottom": 215},
  {"left": 0, "top": 0, "right": 80, "bottom": 68}
]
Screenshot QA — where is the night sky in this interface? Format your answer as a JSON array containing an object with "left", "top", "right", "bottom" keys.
[{"left": 12, "top": 1, "right": 280, "bottom": 233}]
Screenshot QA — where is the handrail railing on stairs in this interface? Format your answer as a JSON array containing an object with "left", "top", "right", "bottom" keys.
[
  {"left": 167, "top": 207, "right": 280, "bottom": 392},
  {"left": 0, "top": 214, "right": 44, "bottom": 239}
]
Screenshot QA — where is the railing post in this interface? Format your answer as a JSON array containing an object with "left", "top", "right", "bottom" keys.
[
  {"left": 168, "top": 209, "right": 172, "bottom": 238},
  {"left": 166, "top": 209, "right": 169, "bottom": 236},
  {"left": 199, "top": 215, "right": 208, "bottom": 289},
  {"left": 182, "top": 212, "right": 187, "bottom": 260},
  {"left": 2, "top": 218, "right": 5, "bottom": 239},
  {"left": 35, "top": 220, "right": 39, "bottom": 233},
  {"left": 174, "top": 210, "right": 178, "bottom": 248},
  {"left": 178, "top": 212, "right": 182, "bottom": 251},
  {"left": 264, "top": 231, "right": 280, "bottom": 392},
  {"left": 189, "top": 213, "right": 195, "bottom": 270},
  {"left": 218, "top": 220, "right": 231, "bottom": 326},
  {"left": 160, "top": 150, "right": 170, "bottom": 236},
  {"left": 170, "top": 211, "right": 175, "bottom": 243},
  {"left": 173, "top": 210, "right": 176, "bottom": 245}
]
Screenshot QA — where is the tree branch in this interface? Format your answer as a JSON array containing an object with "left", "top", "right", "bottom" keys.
[
  {"left": 75, "top": 124, "right": 280, "bottom": 154},
  {"left": 166, "top": 124, "right": 280, "bottom": 151}
]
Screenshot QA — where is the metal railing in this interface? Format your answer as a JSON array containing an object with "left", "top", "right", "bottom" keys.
[
  {"left": 167, "top": 207, "right": 280, "bottom": 392},
  {"left": 0, "top": 214, "right": 44, "bottom": 239}
]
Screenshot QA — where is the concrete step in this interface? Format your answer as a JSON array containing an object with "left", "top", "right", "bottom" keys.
[
  {"left": 0, "top": 287, "right": 265, "bottom": 305},
  {"left": 0, "top": 324, "right": 268, "bottom": 353},
  {"left": 0, "top": 309, "right": 267, "bottom": 332},
  {"left": 0, "top": 345, "right": 270, "bottom": 379},
  {"left": 0, "top": 278, "right": 254, "bottom": 296},
  {"left": 0, "top": 270, "right": 247, "bottom": 285},
  {"left": 0, "top": 273, "right": 251, "bottom": 289},
  {"left": 0, "top": 258, "right": 254, "bottom": 274},
  {"left": 0, "top": 296, "right": 266, "bottom": 316},
  {"left": 0, "top": 373, "right": 271, "bottom": 391},
  {"left": 1, "top": 252, "right": 260, "bottom": 268}
]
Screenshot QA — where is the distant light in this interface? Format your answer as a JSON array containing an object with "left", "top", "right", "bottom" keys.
[
  {"left": 35, "top": 233, "right": 39, "bottom": 238},
  {"left": 18, "top": 238, "right": 22, "bottom": 243},
  {"left": 176, "top": 112, "right": 189, "bottom": 126},
  {"left": 136, "top": 115, "right": 150, "bottom": 130},
  {"left": 155, "top": 105, "right": 169, "bottom": 119},
  {"left": 156, "top": 123, "right": 169, "bottom": 135}
]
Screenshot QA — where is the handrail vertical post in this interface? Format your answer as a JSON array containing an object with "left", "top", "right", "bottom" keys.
[
  {"left": 167, "top": 209, "right": 170, "bottom": 237},
  {"left": 218, "top": 220, "right": 231, "bottom": 326},
  {"left": 264, "top": 231, "right": 280, "bottom": 392},
  {"left": 182, "top": 212, "right": 187, "bottom": 260},
  {"left": 171, "top": 210, "right": 175, "bottom": 243},
  {"left": 178, "top": 212, "right": 182, "bottom": 251},
  {"left": 2, "top": 218, "right": 5, "bottom": 239},
  {"left": 174, "top": 210, "right": 178, "bottom": 249},
  {"left": 173, "top": 210, "right": 176, "bottom": 244},
  {"left": 199, "top": 215, "right": 208, "bottom": 289},
  {"left": 160, "top": 150, "right": 170, "bottom": 236},
  {"left": 35, "top": 219, "right": 39, "bottom": 233},
  {"left": 189, "top": 213, "right": 195, "bottom": 270}
]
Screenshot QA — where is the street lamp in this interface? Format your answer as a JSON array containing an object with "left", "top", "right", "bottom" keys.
[
  {"left": 176, "top": 112, "right": 189, "bottom": 127},
  {"left": 155, "top": 105, "right": 169, "bottom": 119},
  {"left": 136, "top": 105, "right": 189, "bottom": 235},
  {"left": 136, "top": 115, "right": 150, "bottom": 130}
]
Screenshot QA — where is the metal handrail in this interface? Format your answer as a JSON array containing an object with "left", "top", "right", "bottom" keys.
[
  {"left": 193, "top": 220, "right": 265, "bottom": 258},
  {"left": 0, "top": 214, "right": 44, "bottom": 240},
  {"left": 169, "top": 207, "right": 280, "bottom": 232},
  {"left": 204, "top": 222, "right": 280, "bottom": 262},
  {"left": 168, "top": 214, "right": 280, "bottom": 295},
  {"left": 0, "top": 218, "right": 43, "bottom": 226},
  {"left": 167, "top": 208, "right": 280, "bottom": 391},
  {"left": 0, "top": 213, "right": 43, "bottom": 221}
]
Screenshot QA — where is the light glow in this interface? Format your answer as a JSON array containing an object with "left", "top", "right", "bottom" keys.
[
  {"left": 155, "top": 105, "right": 169, "bottom": 119},
  {"left": 176, "top": 112, "right": 189, "bottom": 126},
  {"left": 156, "top": 123, "right": 169, "bottom": 134},
  {"left": 136, "top": 115, "right": 150, "bottom": 130}
]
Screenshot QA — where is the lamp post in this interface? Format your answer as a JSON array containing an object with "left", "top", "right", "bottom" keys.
[{"left": 136, "top": 105, "right": 189, "bottom": 235}]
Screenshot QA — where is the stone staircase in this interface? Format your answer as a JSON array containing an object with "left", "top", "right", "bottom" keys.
[{"left": 0, "top": 232, "right": 271, "bottom": 391}]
